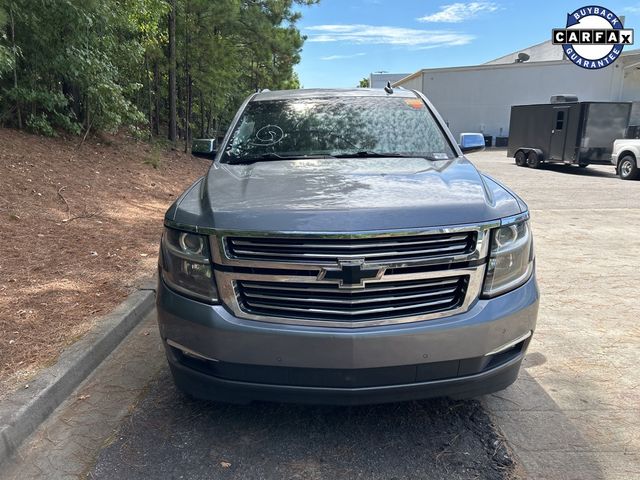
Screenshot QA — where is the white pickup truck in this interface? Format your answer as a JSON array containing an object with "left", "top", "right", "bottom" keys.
[{"left": 611, "top": 139, "right": 640, "bottom": 180}]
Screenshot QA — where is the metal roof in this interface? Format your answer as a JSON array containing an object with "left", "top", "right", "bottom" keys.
[{"left": 393, "top": 47, "right": 640, "bottom": 87}]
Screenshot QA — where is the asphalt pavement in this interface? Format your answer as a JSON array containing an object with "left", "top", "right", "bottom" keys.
[{"left": 90, "top": 366, "right": 514, "bottom": 480}]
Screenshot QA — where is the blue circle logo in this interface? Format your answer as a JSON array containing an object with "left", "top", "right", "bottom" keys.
[{"left": 552, "top": 6, "right": 634, "bottom": 69}]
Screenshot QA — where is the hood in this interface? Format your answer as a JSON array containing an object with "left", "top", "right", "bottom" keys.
[{"left": 169, "top": 157, "right": 523, "bottom": 232}]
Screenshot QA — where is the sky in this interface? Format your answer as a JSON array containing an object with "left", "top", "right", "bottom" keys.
[{"left": 295, "top": 0, "right": 640, "bottom": 88}]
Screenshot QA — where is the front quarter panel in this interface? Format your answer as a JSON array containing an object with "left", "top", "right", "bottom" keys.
[
  {"left": 480, "top": 173, "right": 527, "bottom": 214},
  {"left": 612, "top": 140, "right": 640, "bottom": 166},
  {"left": 165, "top": 176, "right": 210, "bottom": 229}
]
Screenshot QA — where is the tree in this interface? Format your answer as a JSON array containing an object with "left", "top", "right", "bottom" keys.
[
  {"left": 0, "top": 0, "right": 318, "bottom": 139},
  {"left": 168, "top": 0, "right": 177, "bottom": 143},
  {"left": 7, "top": 1, "right": 20, "bottom": 128},
  {"left": 358, "top": 77, "right": 370, "bottom": 88}
]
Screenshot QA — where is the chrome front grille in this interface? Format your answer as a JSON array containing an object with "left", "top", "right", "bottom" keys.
[
  {"left": 209, "top": 223, "right": 496, "bottom": 328},
  {"left": 225, "top": 232, "right": 476, "bottom": 264},
  {"left": 236, "top": 276, "right": 468, "bottom": 322}
]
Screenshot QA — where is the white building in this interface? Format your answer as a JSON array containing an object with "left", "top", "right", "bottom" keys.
[
  {"left": 369, "top": 72, "right": 411, "bottom": 89},
  {"left": 392, "top": 40, "right": 640, "bottom": 143}
]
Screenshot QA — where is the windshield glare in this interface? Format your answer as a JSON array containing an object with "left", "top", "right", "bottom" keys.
[{"left": 221, "top": 96, "right": 455, "bottom": 162}]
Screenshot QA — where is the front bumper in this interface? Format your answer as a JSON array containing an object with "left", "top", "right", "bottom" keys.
[{"left": 156, "top": 274, "right": 539, "bottom": 404}]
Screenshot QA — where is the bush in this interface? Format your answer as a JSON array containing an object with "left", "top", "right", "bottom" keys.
[{"left": 25, "top": 113, "right": 56, "bottom": 136}]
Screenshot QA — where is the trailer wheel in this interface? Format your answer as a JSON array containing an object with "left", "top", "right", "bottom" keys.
[
  {"left": 526, "top": 151, "right": 540, "bottom": 169},
  {"left": 515, "top": 151, "right": 527, "bottom": 167},
  {"left": 619, "top": 155, "right": 639, "bottom": 180}
]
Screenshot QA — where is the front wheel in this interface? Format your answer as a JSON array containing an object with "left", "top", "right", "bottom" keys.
[
  {"left": 619, "top": 155, "right": 639, "bottom": 180},
  {"left": 515, "top": 151, "right": 527, "bottom": 167},
  {"left": 578, "top": 164, "right": 588, "bottom": 169}
]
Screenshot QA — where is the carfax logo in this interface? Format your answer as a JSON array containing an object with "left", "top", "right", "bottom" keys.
[{"left": 552, "top": 5, "right": 634, "bottom": 69}]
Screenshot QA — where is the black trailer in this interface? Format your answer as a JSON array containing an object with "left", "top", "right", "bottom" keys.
[{"left": 507, "top": 98, "right": 631, "bottom": 169}]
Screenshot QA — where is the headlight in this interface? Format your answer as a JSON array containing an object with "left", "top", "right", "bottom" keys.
[
  {"left": 160, "top": 227, "right": 218, "bottom": 302},
  {"left": 482, "top": 217, "right": 534, "bottom": 298}
]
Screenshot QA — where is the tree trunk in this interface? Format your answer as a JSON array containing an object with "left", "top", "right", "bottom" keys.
[
  {"left": 199, "top": 90, "right": 204, "bottom": 138},
  {"left": 9, "top": 4, "right": 22, "bottom": 129},
  {"left": 184, "top": 75, "right": 191, "bottom": 153},
  {"left": 168, "top": 0, "right": 177, "bottom": 144},
  {"left": 183, "top": 1, "right": 191, "bottom": 153},
  {"left": 153, "top": 60, "right": 160, "bottom": 136},
  {"left": 206, "top": 106, "right": 211, "bottom": 139},
  {"left": 145, "top": 54, "right": 153, "bottom": 139},
  {"left": 83, "top": 93, "right": 91, "bottom": 140},
  {"left": 177, "top": 73, "right": 183, "bottom": 140}
]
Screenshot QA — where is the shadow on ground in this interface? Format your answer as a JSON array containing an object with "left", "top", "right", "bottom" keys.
[
  {"left": 532, "top": 164, "right": 617, "bottom": 179},
  {"left": 485, "top": 353, "right": 607, "bottom": 480},
  {"left": 89, "top": 368, "right": 515, "bottom": 480}
]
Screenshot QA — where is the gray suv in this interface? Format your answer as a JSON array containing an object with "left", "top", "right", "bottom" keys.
[{"left": 157, "top": 88, "right": 539, "bottom": 405}]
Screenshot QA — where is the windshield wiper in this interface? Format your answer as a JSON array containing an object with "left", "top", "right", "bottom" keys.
[
  {"left": 333, "top": 152, "right": 449, "bottom": 160},
  {"left": 226, "top": 153, "right": 336, "bottom": 165},
  {"left": 332, "top": 151, "right": 411, "bottom": 158}
]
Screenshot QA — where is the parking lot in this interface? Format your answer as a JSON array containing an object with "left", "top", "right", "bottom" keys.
[
  {"left": 2, "top": 150, "right": 639, "bottom": 480},
  {"left": 479, "top": 150, "right": 639, "bottom": 479}
]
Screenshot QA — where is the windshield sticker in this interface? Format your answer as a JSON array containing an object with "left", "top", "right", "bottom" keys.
[
  {"left": 431, "top": 153, "right": 449, "bottom": 160},
  {"left": 404, "top": 99, "right": 425, "bottom": 110},
  {"left": 250, "top": 124, "right": 284, "bottom": 146}
]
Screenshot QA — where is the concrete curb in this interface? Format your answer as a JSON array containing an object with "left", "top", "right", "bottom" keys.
[{"left": 0, "top": 283, "right": 156, "bottom": 467}]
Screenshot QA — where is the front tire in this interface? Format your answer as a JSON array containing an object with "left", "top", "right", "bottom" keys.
[
  {"left": 526, "top": 151, "right": 540, "bottom": 169},
  {"left": 515, "top": 151, "right": 527, "bottom": 167},
  {"left": 619, "top": 155, "right": 639, "bottom": 180}
]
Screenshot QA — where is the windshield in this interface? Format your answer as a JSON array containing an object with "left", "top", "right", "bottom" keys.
[{"left": 220, "top": 96, "right": 456, "bottom": 163}]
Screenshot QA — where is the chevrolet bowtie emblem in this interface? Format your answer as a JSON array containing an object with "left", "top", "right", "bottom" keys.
[{"left": 317, "top": 259, "right": 385, "bottom": 289}]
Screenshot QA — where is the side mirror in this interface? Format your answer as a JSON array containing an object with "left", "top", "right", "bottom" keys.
[
  {"left": 459, "top": 133, "right": 486, "bottom": 154},
  {"left": 191, "top": 139, "right": 217, "bottom": 159}
]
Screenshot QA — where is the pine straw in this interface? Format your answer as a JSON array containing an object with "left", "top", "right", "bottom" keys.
[{"left": 0, "top": 129, "right": 210, "bottom": 397}]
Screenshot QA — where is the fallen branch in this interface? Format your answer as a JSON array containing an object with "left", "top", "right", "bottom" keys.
[
  {"left": 77, "top": 118, "right": 94, "bottom": 149},
  {"left": 57, "top": 186, "right": 70, "bottom": 218},
  {"left": 63, "top": 208, "right": 102, "bottom": 223}
]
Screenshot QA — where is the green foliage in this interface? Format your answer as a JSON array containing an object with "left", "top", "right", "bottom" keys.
[
  {"left": 358, "top": 77, "right": 370, "bottom": 88},
  {"left": 3, "top": 86, "right": 82, "bottom": 134},
  {"left": 0, "top": 0, "right": 317, "bottom": 138},
  {"left": 0, "top": 5, "right": 10, "bottom": 75},
  {"left": 25, "top": 113, "right": 55, "bottom": 136}
]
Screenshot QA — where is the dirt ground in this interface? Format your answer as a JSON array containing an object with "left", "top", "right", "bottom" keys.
[{"left": 0, "top": 128, "right": 210, "bottom": 396}]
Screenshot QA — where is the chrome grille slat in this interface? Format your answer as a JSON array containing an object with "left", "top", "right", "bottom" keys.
[
  {"left": 242, "top": 287, "right": 458, "bottom": 305},
  {"left": 230, "top": 244, "right": 466, "bottom": 260},
  {"left": 241, "top": 277, "right": 460, "bottom": 294},
  {"left": 229, "top": 235, "right": 469, "bottom": 249},
  {"left": 236, "top": 277, "right": 467, "bottom": 322},
  {"left": 243, "top": 298, "right": 455, "bottom": 317},
  {"left": 225, "top": 232, "right": 475, "bottom": 264}
]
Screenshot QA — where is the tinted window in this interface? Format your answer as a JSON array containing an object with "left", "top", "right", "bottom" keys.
[
  {"left": 555, "top": 110, "right": 565, "bottom": 130},
  {"left": 221, "top": 96, "right": 455, "bottom": 162}
]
